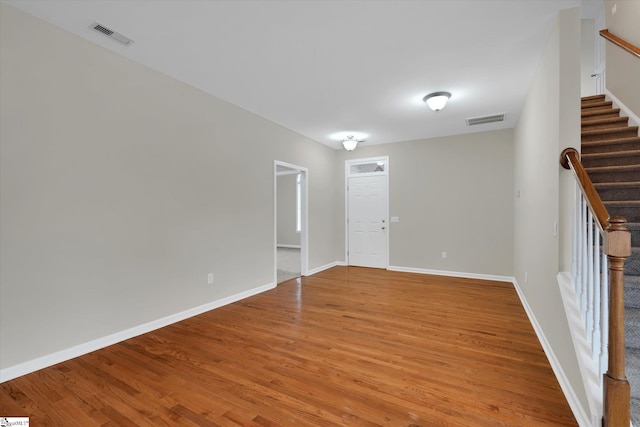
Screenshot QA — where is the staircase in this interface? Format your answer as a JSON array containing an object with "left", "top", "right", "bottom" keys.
[{"left": 581, "top": 94, "right": 640, "bottom": 425}]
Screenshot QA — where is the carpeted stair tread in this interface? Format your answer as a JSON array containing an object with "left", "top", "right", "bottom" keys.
[
  {"left": 593, "top": 182, "right": 640, "bottom": 202},
  {"left": 595, "top": 181, "right": 640, "bottom": 188},
  {"left": 596, "top": 186, "right": 640, "bottom": 202},
  {"left": 581, "top": 126, "right": 640, "bottom": 142},
  {"left": 627, "top": 348, "right": 640, "bottom": 425},
  {"left": 582, "top": 150, "right": 640, "bottom": 168},
  {"left": 585, "top": 164, "right": 640, "bottom": 173},
  {"left": 627, "top": 275, "right": 640, "bottom": 309},
  {"left": 607, "top": 201, "right": 640, "bottom": 222},
  {"left": 582, "top": 116, "right": 629, "bottom": 130},
  {"left": 583, "top": 150, "right": 640, "bottom": 161},
  {"left": 581, "top": 136, "right": 640, "bottom": 153},
  {"left": 581, "top": 100, "right": 613, "bottom": 110},
  {"left": 585, "top": 164, "right": 640, "bottom": 183},
  {"left": 604, "top": 200, "right": 640, "bottom": 206},
  {"left": 581, "top": 94, "right": 606, "bottom": 102},
  {"left": 581, "top": 107, "right": 621, "bottom": 119},
  {"left": 626, "top": 308, "right": 640, "bottom": 349}
]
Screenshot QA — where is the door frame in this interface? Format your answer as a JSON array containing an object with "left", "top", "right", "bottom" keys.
[
  {"left": 274, "top": 160, "right": 308, "bottom": 284},
  {"left": 345, "top": 156, "right": 389, "bottom": 267}
]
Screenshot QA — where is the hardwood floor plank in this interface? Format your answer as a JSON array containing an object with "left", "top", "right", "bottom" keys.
[{"left": 0, "top": 267, "right": 577, "bottom": 425}]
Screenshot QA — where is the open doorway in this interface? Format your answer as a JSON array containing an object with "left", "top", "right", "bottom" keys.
[{"left": 274, "top": 161, "right": 308, "bottom": 284}]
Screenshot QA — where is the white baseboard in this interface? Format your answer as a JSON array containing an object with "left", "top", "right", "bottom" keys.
[
  {"left": 557, "top": 272, "right": 602, "bottom": 426},
  {"left": 305, "top": 261, "right": 346, "bottom": 276},
  {"left": 277, "top": 244, "right": 301, "bottom": 249},
  {"left": 605, "top": 89, "right": 640, "bottom": 130},
  {"left": 387, "top": 265, "right": 514, "bottom": 283},
  {"left": 513, "top": 277, "right": 592, "bottom": 427},
  {"left": 0, "top": 282, "right": 276, "bottom": 383}
]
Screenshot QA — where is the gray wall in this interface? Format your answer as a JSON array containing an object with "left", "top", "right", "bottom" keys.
[
  {"left": 339, "top": 129, "right": 515, "bottom": 277},
  {"left": 513, "top": 6, "right": 588, "bottom": 417},
  {"left": 604, "top": 0, "right": 640, "bottom": 117},
  {"left": 277, "top": 173, "right": 300, "bottom": 246},
  {"left": 0, "top": 4, "right": 342, "bottom": 369}
]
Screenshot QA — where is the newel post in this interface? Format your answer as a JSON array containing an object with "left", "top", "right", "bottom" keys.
[{"left": 603, "top": 216, "right": 631, "bottom": 427}]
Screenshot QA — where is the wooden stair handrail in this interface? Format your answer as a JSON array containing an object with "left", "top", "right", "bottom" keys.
[
  {"left": 600, "top": 29, "right": 640, "bottom": 60},
  {"left": 560, "top": 148, "right": 610, "bottom": 230},
  {"left": 560, "top": 147, "right": 631, "bottom": 427}
]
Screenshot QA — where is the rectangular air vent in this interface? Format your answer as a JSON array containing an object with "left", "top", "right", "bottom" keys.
[
  {"left": 466, "top": 113, "right": 506, "bottom": 126},
  {"left": 90, "top": 22, "right": 134, "bottom": 46}
]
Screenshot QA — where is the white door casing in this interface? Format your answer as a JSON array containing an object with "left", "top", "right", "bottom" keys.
[
  {"left": 274, "top": 161, "right": 308, "bottom": 283},
  {"left": 346, "top": 157, "right": 389, "bottom": 269},
  {"left": 594, "top": 2, "right": 605, "bottom": 95}
]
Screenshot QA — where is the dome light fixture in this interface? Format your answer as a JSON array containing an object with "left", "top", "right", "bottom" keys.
[
  {"left": 342, "top": 135, "right": 361, "bottom": 151},
  {"left": 423, "top": 91, "right": 451, "bottom": 111}
]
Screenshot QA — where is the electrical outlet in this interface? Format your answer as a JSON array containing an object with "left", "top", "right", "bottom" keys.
[
  {"left": 207, "top": 273, "right": 214, "bottom": 284},
  {"left": 442, "top": 251, "right": 447, "bottom": 259}
]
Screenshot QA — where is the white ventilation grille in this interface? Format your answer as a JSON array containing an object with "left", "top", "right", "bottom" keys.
[
  {"left": 90, "top": 22, "right": 134, "bottom": 46},
  {"left": 466, "top": 113, "right": 506, "bottom": 126}
]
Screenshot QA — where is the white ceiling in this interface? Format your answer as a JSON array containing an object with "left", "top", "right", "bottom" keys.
[{"left": 4, "top": 0, "right": 597, "bottom": 150}]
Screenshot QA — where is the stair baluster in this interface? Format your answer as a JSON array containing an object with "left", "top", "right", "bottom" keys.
[{"left": 562, "top": 145, "right": 631, "bottom": 427}]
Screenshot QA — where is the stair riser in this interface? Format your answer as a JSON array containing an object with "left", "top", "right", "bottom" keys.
[
  {"left": 625, "top": 305, "right": 640, "bottom": 349},
  {"left": 582, "top": 129, "right": 640, "bottom": 142},
  {"left": 624, "top": 248, "right": 640, "bottom": 276},
  {"left": 607, "top": 206, "right": 640, "bottom": 222},
  {"left": 595, "top": 186, "right": 640, "bottom": 201},
  {"left": 588, "top": 169, "right": 640, "bottom": 183},
  {"left": 627, "top": 285, "right": 640, "bottom": 309},
  {"left": 627, "top": 350, "right": 640, "bottom": 426},
  {"left": 582, "top": 154, "right": 640, "bottom": 167},
  {"left": 582, "top": 139, "right": 640, "bottom": 154},
  {"left": 629, "top": 224, "right": 640, "bottom": 247},
  {"left": 626, "top": 321, "right": 640, "bottom": 350}
]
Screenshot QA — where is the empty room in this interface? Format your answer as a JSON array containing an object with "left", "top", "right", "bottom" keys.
[{"left": 1, "top": 0, "right": 638, "bottom": 425}]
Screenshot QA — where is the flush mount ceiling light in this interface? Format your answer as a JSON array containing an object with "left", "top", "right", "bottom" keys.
[
  {"left": 342, "top": 135, "right": 363, "bottom": 151},
  {"left": 423, "top": 91, "right": 451, "bottom": 111}
]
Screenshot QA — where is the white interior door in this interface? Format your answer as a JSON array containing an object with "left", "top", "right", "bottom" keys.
[
  {"left": 594, "top": 3, "right": 606, "bottom": 94},
  {"left": 348, "top": 174, "right": 387, "bottom": 268}
]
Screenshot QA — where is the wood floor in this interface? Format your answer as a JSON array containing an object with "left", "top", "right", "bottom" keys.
[{"left": 0, "top": 266, "right": 577, "bottom": 426}]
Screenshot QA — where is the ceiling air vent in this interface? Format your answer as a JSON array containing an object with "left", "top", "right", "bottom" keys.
[
  {"left": 466, "top": 113, "right": 506, "bottom": 126},
  {"left": 90, "top": 22, "right": 134, "bottom": 46}
]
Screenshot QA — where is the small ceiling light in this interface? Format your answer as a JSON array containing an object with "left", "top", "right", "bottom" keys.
[
  {"left": 342, "top": 135, "right": 361, "bottom": 151},
  {"left": 423, "top": 91, "right": 451, "bottom": 111}
]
